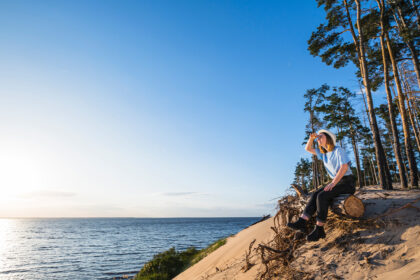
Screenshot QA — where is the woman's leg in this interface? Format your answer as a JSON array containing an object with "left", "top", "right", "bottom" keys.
[
  {"left": 287, "top": 187, "right": 324, "bottom": 231},
  {"left": 301, "top": 187, "right": 324, "bottom": 220},
  {"left": 307, "top": 176, "right": 355, "bottom": 242},
  {"left": 315, "top": 176, "right": 356, "bottom": 223}
]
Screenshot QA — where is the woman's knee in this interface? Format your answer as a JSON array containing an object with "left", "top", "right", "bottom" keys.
[
  {"left": 311, "top": 188, "right": 323, "bottom": 199},
  {"left": 316, "top": 191, "right": 329, "bottom": 204}
]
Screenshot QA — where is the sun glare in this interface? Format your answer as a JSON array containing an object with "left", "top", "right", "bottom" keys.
[{"left": 0, "top": 148, "right": 47, "bottom": 201}]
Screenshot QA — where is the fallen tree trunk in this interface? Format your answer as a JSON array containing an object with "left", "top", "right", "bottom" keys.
[{"left": 331, "top": 194, "right": 365, "bottom": 218}]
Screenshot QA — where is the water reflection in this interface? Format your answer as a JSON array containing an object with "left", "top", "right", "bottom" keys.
[
  {"left": 0, "top": 219, "right": 15, "bottom": 273},
  {"left": 0, "top": 218, "right": 258, "bottom": 279}
]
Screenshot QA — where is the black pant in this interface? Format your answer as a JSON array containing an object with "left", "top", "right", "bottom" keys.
[{"left": 303, "top": 175, "right": 356, "bottom": 223}]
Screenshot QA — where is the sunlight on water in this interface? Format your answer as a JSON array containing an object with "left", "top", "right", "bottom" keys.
[
  {"left": 0, "top": 219, "right": 14, "bottom": 272},
  {"left": 0, "top": 218, "right": 258, "bottom": 279}
]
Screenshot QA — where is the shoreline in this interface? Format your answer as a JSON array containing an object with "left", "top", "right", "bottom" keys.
[{"left": 130, "top": 216, "right": 270, "bottom": 280}]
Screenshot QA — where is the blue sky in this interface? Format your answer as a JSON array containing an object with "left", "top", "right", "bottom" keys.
[{"left": 0, "top": 0, "right": 373, "bottom": 217}]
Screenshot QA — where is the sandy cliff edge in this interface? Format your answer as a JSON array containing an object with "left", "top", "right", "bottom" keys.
[
  {"left": 174, "top": 217, "right": 275, "bottom": 280},
  {"left": 175, "top": 186, "right": 420, "bottom": 280}
]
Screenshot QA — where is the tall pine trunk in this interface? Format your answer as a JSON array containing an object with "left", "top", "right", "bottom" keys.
[
  {"left": 405, "top": 96, "right": 420, "bottom": 152},
  {"left": 405, "top": 42, "right": 420, "bottom": 89},
  {"left": 344, "top": 0, "right": 392, "bottom": 189},
  {"left": 309, "top": 110, "right": 320, "bottom": 190},
  {"left": 400, "top": 64, "right": 420, "bottom": 152},
  {"left": 359, "top": 87, "right": 380, "bottom": 186},
  {"left": 370, "top": 157, "right": 379, "bottom": 185},
  {"left": 384, "top": 27, "right": 419, "bottom": 188},
  {"left": 376, "top": 0, "right": 408, "bottom": 188},
  {"left": 312, "top": 155, "right": 318, "bottom": 190},
  {"left": 351, "top": 136, "right": 362, "bottom": 188}
]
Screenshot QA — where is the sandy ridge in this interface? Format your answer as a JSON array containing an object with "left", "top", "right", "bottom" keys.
[{"left": 175, "top": 186, "right": 420, "bottom": 280}]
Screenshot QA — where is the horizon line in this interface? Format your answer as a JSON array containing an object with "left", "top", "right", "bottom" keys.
[{"left": 0, "top": 216, "right": 264, "bottom": 219}]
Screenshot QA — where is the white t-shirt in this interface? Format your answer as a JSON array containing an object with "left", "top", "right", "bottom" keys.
[{"left": 315, "top": 146, "right": 353, "bottom": 179}]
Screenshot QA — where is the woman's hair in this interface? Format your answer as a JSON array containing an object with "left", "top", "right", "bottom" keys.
[{"left": 319, "top": 133, "right": 335, "bottom": 153}]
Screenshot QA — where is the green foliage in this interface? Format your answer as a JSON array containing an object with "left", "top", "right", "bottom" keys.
[
  {"left": 307, "top": 0, "right": 357, "bottom": 69},
  {"left": 305, "top": 0, "right": 420, "bottom": 189},
  {"left": 388, "top": 0, "right": 420, "bottom": 42},
  {"left": 293, "top": 158, "right": 312, "bottom": 191},
  {"left": 190, "top": 238, "right": 226, "bottom": 266},
  {"left": 308, "top": 0, "right": 411, "bottom": 92},
  {"left": 303, "top": 84, "right": 329, "bottom": 144},
  {"left": 134, "top": 247, "right": 198, "bottom": 280},
  {"left": 133, "top": 238, "right": 227, "bottom": 280},
  {"left": 318, "top": 86, "right": 365, "bottom": 143}
]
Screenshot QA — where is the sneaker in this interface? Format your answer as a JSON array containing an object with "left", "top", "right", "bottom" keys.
[
  {"left": 287, "top": 217, "right": 307, "bottom": 232},
  {"left": 306, "top": 225, "right": 326, "bottom": 242}
]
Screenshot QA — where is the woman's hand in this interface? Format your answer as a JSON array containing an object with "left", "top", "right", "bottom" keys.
[
  {"left": 305, "top": 133, "right": 319, "bottom": 156},
  {"left": 324, "top": 182, "right": 336, "bottom": 191},
  {"left": 325, "top": 164, "right": 348, "bottom": 191}
]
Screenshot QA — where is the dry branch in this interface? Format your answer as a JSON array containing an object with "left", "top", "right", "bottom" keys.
[
  {"left": 242, "top": 239, "right": 256, "bottom": 272},
  {"left": 291, "top": 184, "right": 307, "bottom": 198},
  {"left": 258, "top": 244, "right": 290, "bottom": 255}
]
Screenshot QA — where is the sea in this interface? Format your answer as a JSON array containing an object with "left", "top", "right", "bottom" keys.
[{"left": 0, "top": 217, "right": 260, "bottom": 280}]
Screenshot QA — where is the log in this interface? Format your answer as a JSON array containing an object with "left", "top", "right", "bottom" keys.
[{"left": 331, "top": 194, "right": 365, "bottom": 218}]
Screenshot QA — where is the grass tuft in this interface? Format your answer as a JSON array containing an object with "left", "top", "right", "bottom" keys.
[{"left": 133, "top": 238, "right": 227, "bottom": 280}]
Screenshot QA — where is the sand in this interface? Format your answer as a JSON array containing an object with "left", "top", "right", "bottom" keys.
[
  {"left": 174, "top": 217, "right": 275, "bottom": 280},
  {"left": 175, "top": 185, "right": 420, "bottom": 280}
]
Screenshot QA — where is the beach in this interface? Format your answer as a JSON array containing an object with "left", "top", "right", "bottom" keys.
[{"left": 174, "top": 185, "right": 420, "bottom": 279}]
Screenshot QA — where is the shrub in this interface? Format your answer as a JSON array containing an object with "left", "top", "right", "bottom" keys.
[
  {"left": 133, "top": 247, "right": 198, "bottom": 280},
  {"left": 133, "top": 238, "right": 227, "bottom": 280}
]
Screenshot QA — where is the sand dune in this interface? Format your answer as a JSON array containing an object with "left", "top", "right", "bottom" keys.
[
  {"left": 175, "top": 186, "right": 420, "bottom": 280},
  {"left": 174, "top": 216, "right": 275, "bottom": 280}
]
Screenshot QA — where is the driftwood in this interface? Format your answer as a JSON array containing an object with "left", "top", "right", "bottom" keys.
[
  {"left": 276, "top": 196, "right": 305, "bottom": 227},
  {"left": 291, "top": 184, "right": 307, "bottom": 198},
  {"left": 291, "top": 184, "right": 365, "bottom": 219}
]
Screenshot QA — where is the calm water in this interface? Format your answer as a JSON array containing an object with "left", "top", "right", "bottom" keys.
[{"left": 0, "top": 217, "right": 259, "bottom": 280}]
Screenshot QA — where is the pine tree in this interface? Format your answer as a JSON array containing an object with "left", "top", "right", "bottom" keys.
[
  {"left": 318, "top": 86, "right": 366, "bottom": 188},
  {"left": 308, "top": 0, "right": 392, "bottom": 189},
  {"left": 375, "top": 103, "right": 406, "bottom": 183},
  {"left": 303, "top": 84, "right": 329, "bottom": 189},
  {"left": 383, "top": 19, "right": 419, "bottom": 187},
  {"left": 375, "top": 0, "right": 409, "bottom": 187},
  {"left": 293, "top": 158, "right": 313, "bottom": 192},
  {"left": 387, "top": 0, "right": 420, "bottom": 88}
]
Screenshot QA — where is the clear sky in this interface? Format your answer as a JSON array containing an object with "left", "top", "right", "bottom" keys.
[{"left": 0, "top": 0, "right": 372, "bottom": 217}]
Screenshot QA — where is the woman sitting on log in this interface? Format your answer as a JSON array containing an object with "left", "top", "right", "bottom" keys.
[{"left": 287, "top": 129, "right": 355, "bottom": 241}]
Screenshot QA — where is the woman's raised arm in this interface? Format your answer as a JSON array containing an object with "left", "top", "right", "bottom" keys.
[{"left": 305, "top": 133, "right": 318, "bottom": 155}]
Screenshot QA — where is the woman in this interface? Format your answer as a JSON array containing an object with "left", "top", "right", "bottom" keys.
[{"left": 287, "top": 129, "right": 356, "bottom": 242}]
